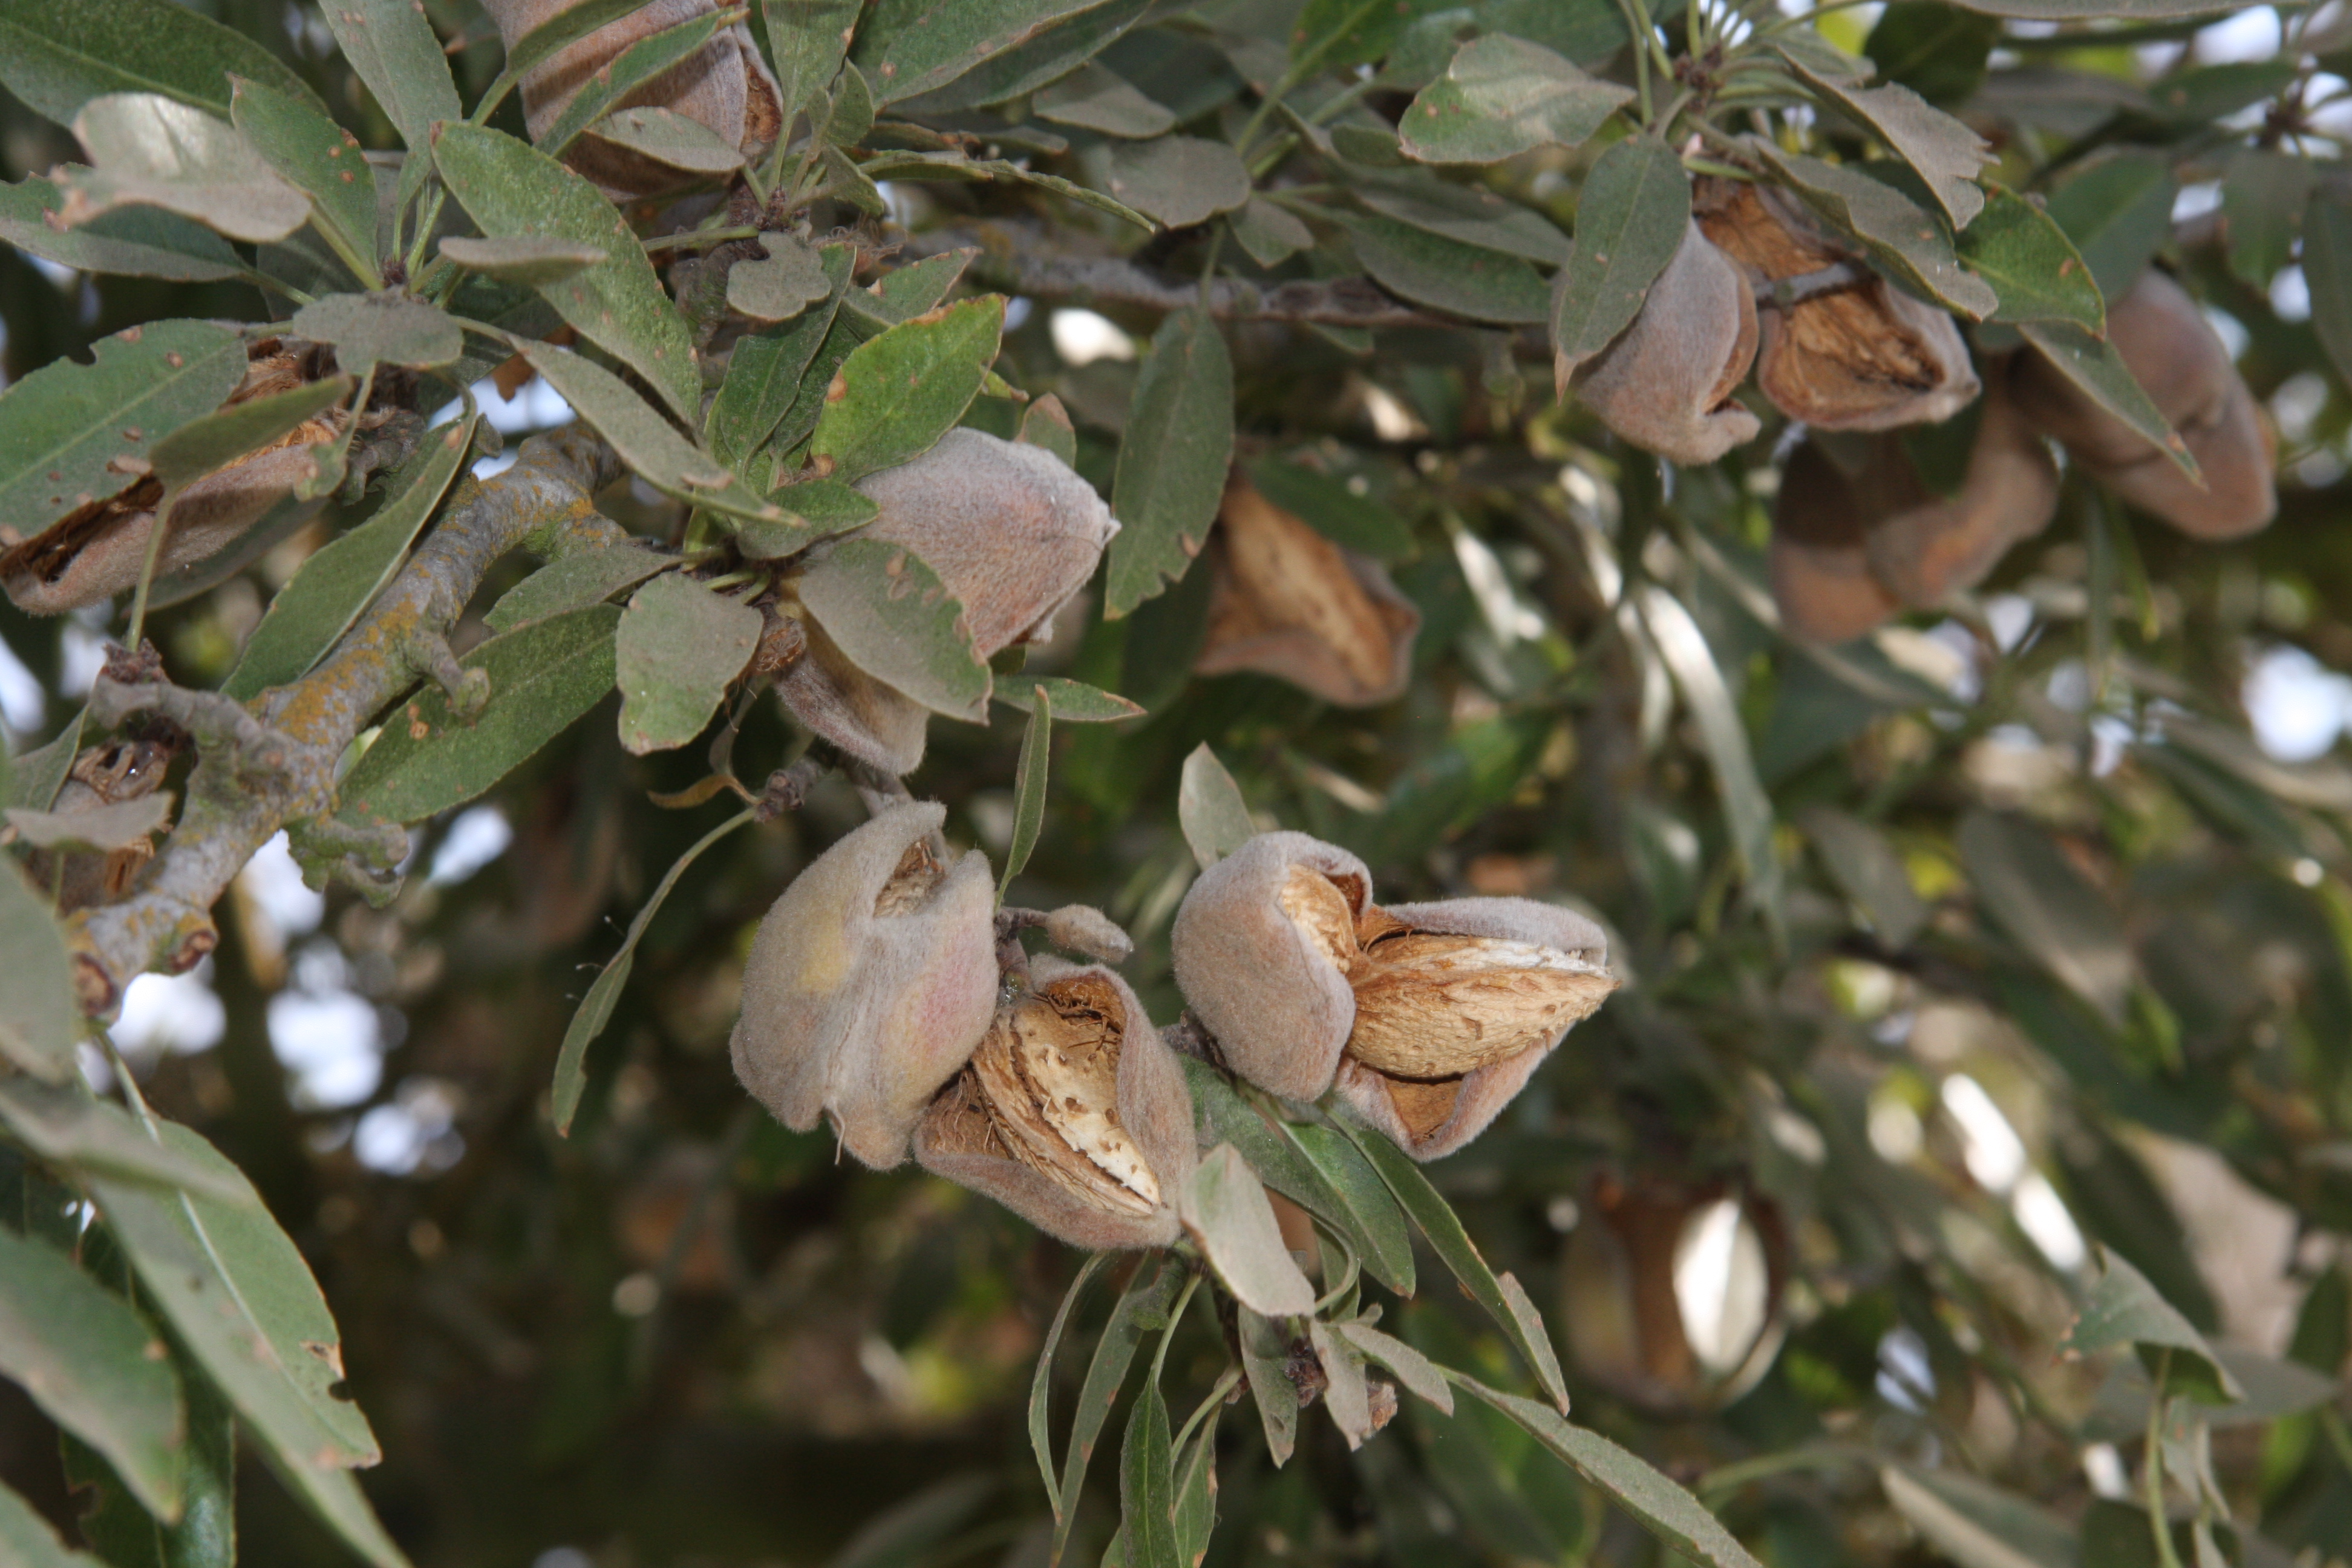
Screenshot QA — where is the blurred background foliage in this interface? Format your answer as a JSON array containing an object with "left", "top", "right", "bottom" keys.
[{"left": 11, "top": 1, "right": 2352, "bottom": 1566}]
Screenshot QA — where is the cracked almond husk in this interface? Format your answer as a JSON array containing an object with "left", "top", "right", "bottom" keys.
[
  {"left": 2, "top": 341, "right": 344, "bottom": 615},
  {"left": 1569, "top": 220, "right": 1763, "bottom": 466},
  {"left": 730, "top": 801, "right": 998, "bottom": 1169},
  {"left": 1696, "top": 177, "right": 1979, "bottom": 433},
  {"left": 2010, "top": 268, "right": 2276, "bottom": 540},
  {"left": 482, "top": 0, "right": 783, "bottom": 198},
  {"left": 1330, "top": 896, "right": 1616, "bottom": 1161},
  {"left": 1558, "top": 1174, "right": 1789, "bottom": 1414},
  {"left": 1195, "top": 472, "right": 1419, "bottom": 707},
  {"left": 912, "top": 959, "right": 1194, "bottom": 1249}
]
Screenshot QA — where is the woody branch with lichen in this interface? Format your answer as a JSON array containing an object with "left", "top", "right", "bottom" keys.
[{"left": 64, "top": 424, "right": 627, "bottom": 1016}]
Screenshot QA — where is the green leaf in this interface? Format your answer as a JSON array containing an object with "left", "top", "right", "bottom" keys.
[
  {"left": 1096, "top": 136, "right": 1250, "bottom": 229},
  {"left": 1106, "top": 309, "right": 1232, "bottom": 616},
  {"left": 826, "top": 61, "right": 877, "bottom": 145},
  {"left": 1779, "top": 56, "right": 1990, "bottom": 230},
  {"left": 763, "top": 0, "right": 861, "bottom": 120},
  {"left": 860, "top": 0, "right": 1120, "bottom": 105},
  {"left": 2016, "top": 321, "right": 2195, "bottom": 481},
  {"left": 1177, "top": 743, "right": 1254, "bottom": 868},
  {"left": 1000, "top": 684, "right": 1051, "bottom": 897},
  {"left": 518, "top": 342, "right": 783, "bottom": 524},
  {"left": 64, "top": 1367, "right": 232, "bottom": 1568},
  {"left": 230, "top": 77, "right": 380, "bottom": 286},
  {"left": 550, "top": 806, "right": 753, "bottom": 1132},
  {"left": 794, "top": 534, "right": 990, "bottom": 719},
  {"left": 1451, "top": 1376, "right": 1768, "bottom": 1568},
  {"left": 1880, "top": 1467, "right": 2079, "bottom": 1568},
  {"left": 0, "top": 1478, "right": 102, "bottom": 1566},
  {"left": 0, "top": 318, "right": 243, "bottom": 543},
  {"left": 433, "top": 123, "right": 701, "bottom": 423},
  {"left": 223, "top": 414, "right": 477, "bottom": 701},
  {"left": 729, "top": 233, "right": 835, "bottom": 324},
  {"left": 1863, "top": 3, "right": 2002, "bottom": 106},
  {"left": 339, "top": 604, "right": 623, "bottom": 825},
  {"left": 591, "top": 105, "right": 747, "bottom": 174},
  {"left": 1294, "top": 0, "right": 1441, "bottom": 71},
  {"left": 498, "top": 0, "right": 647, "bottom": 83},
  {"left": 0, "top": 0, "right": 318, "bottom": 125},
  {"left": 739, "top": 479, "right": 877, "bottom": 557},
  {"left": 811, "top": 295, "right": 1005, "bottom": 483},
  {"left": 1029, "top": 1252, "right": 1112, "bottom": 1516},
  {"left": 2306, "top": 193, "right": 2352, "bottom": 394},
  {"left": 872, "top": 250, "right": 975, "bottom": 318},
  {"left": 1178, "top": 1143, "right": 1318, "bottom": 1316},
  {"left": 0, "top": 1225, "right": 185, "bottom": 1520},
  {"left": 614, "top": 574, "right": 763, "bottom": 754},
  {"left": 889, "top": 0, "right": 1151, "bottom": 113},
  {"left": 0, "top": 852, "right": 83, "bottom": 1082},
  {"left": 7, "top": 710, "right": 83, "bottom": 814},
  {"left": 1757, "top": 146, "right": 1999, "bottom": 319},
  {"left": 292, "top": 292, "right": 463, "bottom": 371},
  {"left": 435, "top": 234, "right": 609, "bottom": 286},
  {"left": 318, "top": 0, "right": 460, "bottom": 158},
  {"left": 1287, "top": 1123, "right": 1415, "bottom": 1296},
  {"left": 994, "top": 677, "right": 1143, "bottom": 722},
  {"left": 1235, "top": 1305, "right": 1299, "bottom": 1466},
  {"left": 84, "top": 1122, "right": 384, "bottom": 1477},
  {"left": 483, "top": 543, "right": 673, "bottom": 633},
  {"left": 1348, "top": 174, "right": 1568, "bottom": 265},
  {"left": 1328, "top": 209, "right": 1552, "bottom": 324},
  {"left": 1399, "top": 34, "right": 1630, "bottom": 164},
  {"left": 1334, "top": 1322, "right": 1452, "bottom": 1413},
  {"left": 1229, "top": 195, "right": 1312, "bottom": 266},
  {"left": 1330, "top": 1102, "right": 1571, "bottom": 1412},
  {"left": 1121, "top": 1377, "right": 1182, "bottom": 1568},
  {"left": 0, "top": 1077, "right": 253, "bottom": 1201},
  {"left": 1053, "top": 1259, "right": 1181, "bottom": 1558},
  {"left": 1944, "top": 0, "right": 2235, "bottom": 16},
  {"left": 1547, "top": 136, "right": 1690, "bottom": 384},
  {"left": 1798, "top": 806, "right": 1928, "bottom": 948},
  {"left": 1035, "top": 62, "right": 1175, "bottom": 137},
  {"left": 2045, "top": 151, "right": 2175, "bottom": 305},
  {"left": 2220, "top": 149, "right": 2308, "bottom": 290},
  {"left": 2062, "top": 1246, "right": 2241, "bottom": 1404},
  {"left": 0, "top": 172, "right": 243, "bottom": 282},
  {"left": 707, "top": 244, "right": 855, "bottom": 475},
  {"left": 1956, "top": 185, "right": 2105, "bottom": 332},
  {"left": 148, "top": 376, "right": 350, "bottom": 491},
  {"left": 534, "top": 8, "right": 734, "bottom": 157},
  {"left": 59, "top": 93, "right": 310, "bottom": 244},
  {"left": 1173, "top": 1410, "right": 1218, "bottom": 1568}
]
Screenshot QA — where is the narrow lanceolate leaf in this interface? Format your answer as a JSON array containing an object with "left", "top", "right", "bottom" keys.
[
  {"left": 2046, "top": 151, "right": 2175, "bottom": 304},
  {"left": 496, "top": 0, "right": 643, "bottom": 83},
  {"left": 433, "top": 124, "right": 701, "bottom": 422},
  {"left": 231, "top": 77, "right": 380, "bottom": 286},
  {"left": 1236, "top": 1305, "right": 1298, "bottom": 1466},
  {"left": 739, "top": 480, "right": 877, "bottom": 557},
  {"left": 2062, "top": 1246, "right": 2241, "bottom": 1404},
  {"left": 1330, "top": 210, "right": 1552, "bottom": 324},
  {"left": 994, "top": 678, "right": 1143, "bottom": 722},
  {"left": 1758, "top": 146, "right": 1999, "bottom": 319},
  {"left": 1778, "top": 56, "right": 1991, "bottom": 229},
  {"left": 340, "top": 604, "right": 624, "bottom": 825},
  {"left": 293, "top": 292, "right": 464, "bottom": 371},
  {"left": 535, "top": 8, "right": 734, "bottom": 155},
  {"left": 85, "top": 1121, "right": 384, "bottom": 1475},
  {"left": 1307, "top": 1319, "right": 1374, "bottom": 1448},
  {"left": 1121, "top": 1379, "right": 1183, "bottom": 1568},
  {"left": 889, "top": 0, "right": 1148, "bottom": 114},
  {"left": 0, "top": 851, "right": 83, "bottom": 1082},
  {"left": 0, "top": 173, "right": 242, "bottom": 282},
  {"left": 518, "top": 342, "right": 783, "bottom": 524},
  {"left": 64, "top": 1373, "right": 231, "bottom": 1568},
  {"left": 436, "top": 235, "right": 607, "bottom": 286},
  {"left": 1956, "top": 184, "right": 2103, "bottom": 333},
  {"left": 1944, "top": 0, "right": 2233, "bottom": 16},
  {"left": 551, "top": 807, "right": 755, "bottom": 1132},
  {"left": 707, "top": 243, "right": 855, "bottom": 474},
  {"left": 485, "top": 544, "right": 673, "bottom": 632},
  {"left": 1178, "top": 1145, "right": 1318, "bottom": 1318},
  {"left": 1177, "top": 743, "right": 1253, "bottom": 868},
  {"left": 1400, "top": 34, "right": 1632, "bottom": 164},
  {"left": 0, "top": 1478, "right": 101, "bottom": 1567},
  {"left": 1549, "top": 137, "right": 1690, "bottom": 388},
  {"left": 763, "top": 0, "right": 861, "bottom": 122},
  {"left": 1107, "top": 309, "right": 1232, "bottom": 616},
  {"left": 1956, "top": 809, "right": 2135, "bottom": 1024},
  {"left": 149, "top": 377, "right": 351, "bottom": 491},
  {"left": 1880, "top": 1468, "right": 2079, "bottom": 1568},
  {"left": 1287, "top": 1123, "right": 1415, "bottom": 1296},
  {"left": 591, "top": 105, "right": 746, "bottom": 173},
  {"left": 1637, "top": 586, "right": 1783, "bottom": 932},
  {"left": 810, "top": 295, "right": 1006, "bottom": 483},
  {"left": 0, "top": 0, "right": 317, "bottom": 124},
  {"left": 795, "top": 535, "right": 990, "bottom": 719},
  {"left": 318, "top": 0, "right": 460, "bottom": 157},
  {"left": 2017, "top": 319, "right": 2195, "bottom": 480},
  {"left": 60, "top": 94, "right": 309, "bottom": 244},
  {"left": 2307, "top": 194, "right": 2352, "bottom": 393},
  {"left": 1029, "top": 1252, "right": 1112, "bottom": 1515},
  {"left": 0, "top": 1078, "right": 253, "bottom": 1201},
  {"left": 0, "top": 1226, "right": 185, "bottom": 1520},
  {"left": 614, "top": 574, "right": 762, "bottom": 754},
  {"left": 1034, "top": 62, "right": 1174, "bottom": 137},
  {"left": 1001, "top": 685, "right": 1052, "bottom": 897},
  {"left": 224, "top": 413, "right": 477, "bottom": 701},
  {"left": 1172, "top": 1409, "right": 1219, "bottom": 1568},
  {"left": 1053, "top": 1260, "right": 1181, "bottom": 1556},
  {"left": 1451, "top": 1376, "right": 1768, "bottom": 1568},
  {"left": 859, "top": 0, "right": 1112, "bottom": 105},
  {"left": 1334, "top": 1323, "right": 1452, "bottom": 1413},
  {"left": 0, "top": 318, "right": 243, "bottom": 544}
]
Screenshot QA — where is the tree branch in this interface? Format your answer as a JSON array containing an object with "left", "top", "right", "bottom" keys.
[{"left": 67, "top": 425, "right": 629, "bottom": 1014}]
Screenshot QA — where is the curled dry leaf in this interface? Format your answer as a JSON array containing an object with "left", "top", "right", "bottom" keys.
[
  {"left": 913, "top": 960, "right": 1195, "bottom": 1249},
  {"left": 2, "top": 339, "right": 345, "bottom": 615},
  {"left": 730, "top": 801, "right": 999, "bottom": 1168},
  {"left": 1195, "top": 472, "right": 1419, "bottom": 707},
  {"left": 1696, "top": 178, "right": 1978, "bottom": 433},
  {"left": 1570, "top": 220, "right": 1762, "bottom": 466},
  {"left": 482, "top": 0, "right": 782, "bottom": 197},
  {"left": 1772, "top": 373, "right": 2059, "bottom": 642},
  {"left": 2011, "top": 269, "right": 2276, "bottom": 540}
]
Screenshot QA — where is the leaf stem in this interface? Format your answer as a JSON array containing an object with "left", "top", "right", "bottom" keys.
[
  {"left": 1236, "top": 0, "right": 1379, "bottom": 156},
  {"left": 1615, "top": 0, "right": 1656, "bottom": 123},
  {"left": 644, "top": 225, "right": 763, "bottom": 251},
  {"left": 1169, "top": 1364, "right": 1243, "bottom": 1459},
  {"left": 2145, "top": 1349, "right": 2187, "bottom": 1568},
  {"left": 1148, "top": 1271, "right": 1203, "bottom": 1388}
]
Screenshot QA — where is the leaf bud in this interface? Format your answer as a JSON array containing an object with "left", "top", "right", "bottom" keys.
[
  {"left": 2011, "top": 269, "right": 2276, "bottom": 540},
  {"left": 730, "top": 801, "right": 998, "bottom": 1169},
  {"left": 913, "top": 959, "right": 1195, "bottom": 1249},
  {"left": 1569, "top": 220, "right": 1763, "bottom": 466},
  {"left": 1195, "top": 474, "right": 1419, "bottom": 707}
]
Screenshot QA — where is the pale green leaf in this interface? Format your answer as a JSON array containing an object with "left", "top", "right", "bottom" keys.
[
  {"left": 1106, "top": 309, "right": 1231, "bottom": 615},
  {"left": 230, "top": 77, "right": 381, "bottom": 286},
  {"left": 1097, "top": 136, "right": 1250, "bottom": 228},
  {"left": 319, "top": 0, "right": 460, "bottom": 157},
  {"left": 614, "top": 574, "right": 762, "bottom": 754},
  {"left": 1177, "top": 742, "right": 1253, "bottom": 868},
  {"left": 0, "top": 0, "right": 317, "bottom": 124},
  {"left": 518, "top": 342, "right": 783, "bottom": 524},
  {"left": 999, "top": 684, "right": 1051, "bottom": 896},
  {"left": 591, "top": 105, "right": 747, "bottom": 173},
  {"left": 794, "top": 534, "right": 990, "bottom": 719},
  {"left": 435, "top": 234, "right": 608, "bottom": 286},
  {"left": 0, "top": 861, "right": 79, "bottom": 1081},
  {"left": 60, "top": 93, "right": 309, "bottom": 243},
  {"left": 293, "top": 292, "right": 465, "bottom": 371},
  {"left": 0, "top": 172, "right": 243, "bottom": 282},
  {"left": 809, "top": 295, "right": 1005, "bottom": 483},
  {"left": 1400, "top": 34, "right": 1632, "bottom": 164},
  {"left": 1549, "top": 137, "right": 1690, "bottom": 383},
  {"left": 484, "top": 544, "right": 673, "bottom": 633}
]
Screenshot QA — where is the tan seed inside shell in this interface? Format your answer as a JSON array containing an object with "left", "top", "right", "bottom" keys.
[
  {"left": 1277, "top": 864, "right": 1359, "bottom": 970},
  {"left": 1344, "top": 915, "right": 1616, "bottom": 1080},
  {"left": 968, "top": 976, "right": 1159, "bottom": 1216}
]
